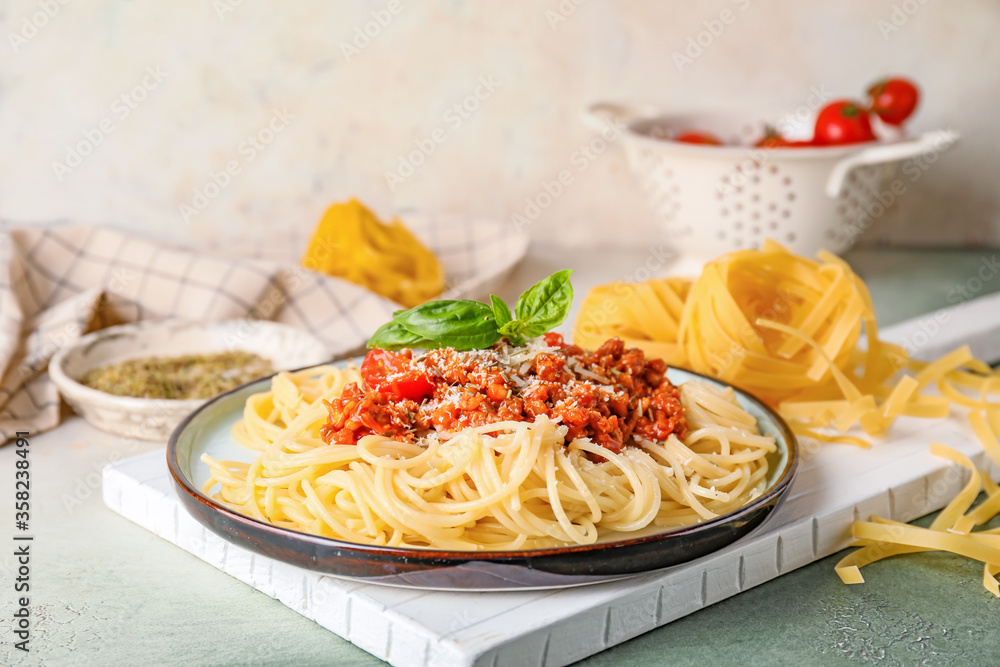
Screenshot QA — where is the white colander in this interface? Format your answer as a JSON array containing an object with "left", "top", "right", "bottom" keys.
[{"left": 585, "top": 103, "right": 957, "bottom": 259}]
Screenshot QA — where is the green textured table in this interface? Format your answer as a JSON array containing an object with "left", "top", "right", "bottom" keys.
[{"left": 2, "top": 245, "right": 1000, "bottom": 666}]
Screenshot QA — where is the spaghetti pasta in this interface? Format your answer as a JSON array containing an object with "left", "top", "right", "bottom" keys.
[{"left": 201, "top": 349, "right": 776, "bottom": 551}]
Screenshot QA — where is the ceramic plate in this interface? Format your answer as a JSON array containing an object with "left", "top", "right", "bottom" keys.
[{"left": 168, "top": 366, "right": 798, "bottom": 590}]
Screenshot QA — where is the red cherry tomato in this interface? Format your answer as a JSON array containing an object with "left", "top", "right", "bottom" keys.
[
  {"left": 867, "top": 77, "right": 920, "bottom": 126},
  {"left": 813, "top": 100, "right": 876, "bottom": 145},
  {"left": 755, "top": 135, "right": 790, "bottom": 148},
  {"left": 754, "top": 126, "right": 790, "bottom": 148},
  {"left": 675, "top": 131, "right": 723, "bottom": 145},
  {"left": 360, "top": 349, "right": 434, "bottom": 401},
  {"left": 754, "top": 126, "right": 815, "bottom": 148}
]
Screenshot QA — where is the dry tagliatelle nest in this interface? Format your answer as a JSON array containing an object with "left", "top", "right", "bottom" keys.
[{"left": 574, "top": 240, "right": 1000, "bottom": 595}]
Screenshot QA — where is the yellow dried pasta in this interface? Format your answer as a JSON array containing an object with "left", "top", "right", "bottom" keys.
[
  {"left": 836, "top": 432, "right": 1000, "bottom": 597},
  {"left": 302, "top": 198, "right": 444, "bottom": 308},
  {"left": 574, "top": 240, "right": 1000, "bottom": 594},
  {"left": 573, "top": 240, "right": 999, "bottom": 447}
]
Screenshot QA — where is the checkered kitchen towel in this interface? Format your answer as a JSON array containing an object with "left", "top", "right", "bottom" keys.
[
  {"left": 0, "top": 218, "right": 528, "bottom": 444},
  {"left": 0, "top": 225, "right": 401, "bottom": 443}
]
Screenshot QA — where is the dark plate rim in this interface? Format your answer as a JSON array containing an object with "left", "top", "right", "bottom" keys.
[{"left": 167, "top": 359, "right": 799, "bottom": 561}]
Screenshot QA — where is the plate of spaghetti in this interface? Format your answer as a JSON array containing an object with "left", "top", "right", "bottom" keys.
[{"left": 167, "top": 272, "right": 798, "bottom": 590}]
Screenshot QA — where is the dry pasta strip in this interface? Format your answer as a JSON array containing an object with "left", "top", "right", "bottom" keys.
[{"left": 835, "top": 442, "right": 1000, "bottom": 596}]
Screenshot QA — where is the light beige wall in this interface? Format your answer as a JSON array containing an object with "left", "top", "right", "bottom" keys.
[{"left": 1, "top": 0, "right": 996, "bottom": 248}]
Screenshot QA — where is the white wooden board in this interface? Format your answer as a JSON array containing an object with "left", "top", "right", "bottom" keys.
[
  {"left": 102, "top": 291, "right": 1000, "bottom": 667},
  {"left": 102, "top": 418, "right": 999, "bottom": 667}
]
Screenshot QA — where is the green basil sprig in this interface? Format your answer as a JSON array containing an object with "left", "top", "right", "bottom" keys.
[{"left": 367, "top": 270, "right": 573, "bottom": 350}]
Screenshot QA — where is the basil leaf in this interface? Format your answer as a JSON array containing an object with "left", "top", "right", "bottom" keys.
[
  {"left": 366, "top": 271, "right": 576, "bottom": 351},
  {"left": 497, "top": 319, "right": 522, "bottom": 337},
  {"left": 513, "top": 269, "right": 574, "bottom": 338},
  {"left": 490, "top": 295, "right": 513, "bottom": 329},
  {"left": 495, "top": 294, "right": 526, "bottom": 344},
  {"left": 367, "top": 320, "right": 436, "bottom": 350},
  {"left": 393, "top": 300, "right": 502, "bottom": 350}
]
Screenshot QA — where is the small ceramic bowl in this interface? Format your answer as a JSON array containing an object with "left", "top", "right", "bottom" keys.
[{"left": 50, "top": 319, "right": 330, "bottom": 441}]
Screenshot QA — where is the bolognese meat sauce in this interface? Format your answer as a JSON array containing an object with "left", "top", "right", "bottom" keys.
[{"left": 321, "top": 334, "right": 687, "bottom": 453}]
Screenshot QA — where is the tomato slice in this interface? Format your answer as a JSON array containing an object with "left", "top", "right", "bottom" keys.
[{"left": 361, "top": 349, "right": 435, "bottom": 401}]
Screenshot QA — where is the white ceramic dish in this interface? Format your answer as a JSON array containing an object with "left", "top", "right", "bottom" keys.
[{"left": 50, "top": 319, "right": 330, "bottom": 441}]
